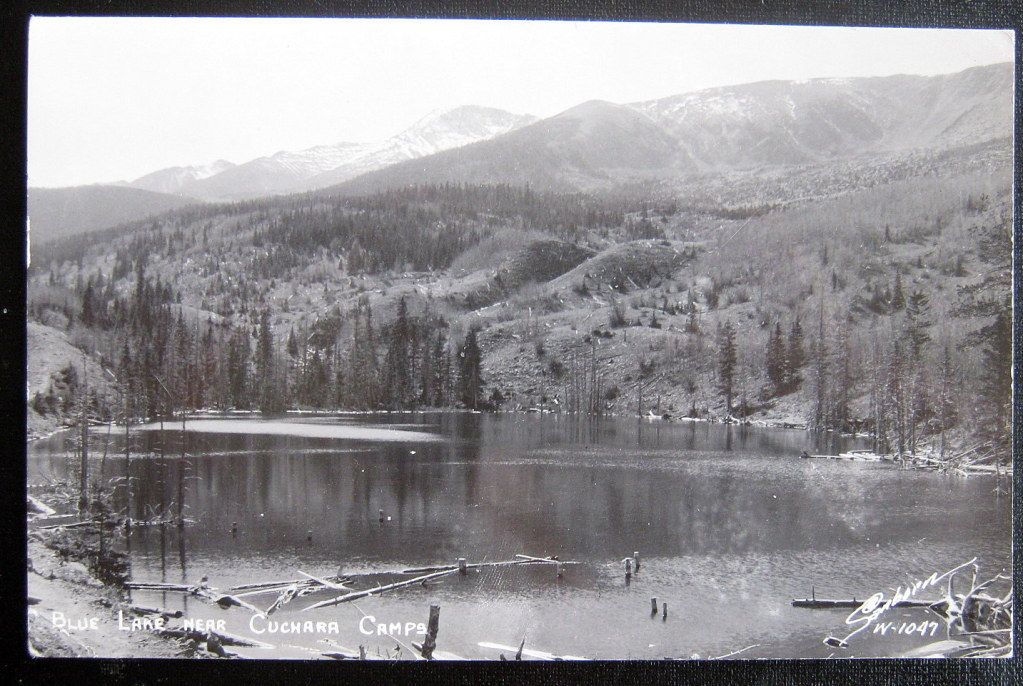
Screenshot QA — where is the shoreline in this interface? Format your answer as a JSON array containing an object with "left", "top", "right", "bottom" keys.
[{"left": 27, "top": 535, "right": 191, "bottom": 658}]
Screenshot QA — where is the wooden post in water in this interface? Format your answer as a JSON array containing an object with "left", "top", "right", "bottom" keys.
[
  {"left": 624, "top": 558, "right": 632, "bottom": 580},
  {"left": 457, "top": 558, "right": 467, "bottom": 575},
  {"left": 650, "top": 597, "right": 658, "bottom": 616},
  {"left": 378, "top": 509, "right": 384, "bottom": 523},
  {"left": 662, "top": 602, "right": 668, "bottom": 621},
  {"left": 420, "top": 604, "right": 440, "bottom": 660},
  {"left": 633, "top": 551, "right": 640, "bottom": 572},
  {"left": 556, "top": 562, "right": 563, "bottom": 578}
]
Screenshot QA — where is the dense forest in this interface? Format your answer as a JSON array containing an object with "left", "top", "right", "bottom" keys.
[{"left": 27, "top": 171, "right": 1013, "bottom": 464}]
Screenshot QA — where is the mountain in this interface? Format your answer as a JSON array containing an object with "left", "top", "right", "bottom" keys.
[
  {"left": 298, "top": 106, "right": 539, "bottom": 190},
  {"left": 126, "top": 159, "right": 236, "bottom": 195},
  {"left": 27, "top": 185, "right": 201, "bottom": 245},
  {"left": 329, "top": 62, "right": 1012, "bottom": 195},
  {"left": 135, "top": 105, "right": 537, "bottom": 200},
  {"left": 631, "top": 62, "right": 1014, "bottom": 171},
  {"left": 334, "top": 100, "right": 685, "bottom": 195}
]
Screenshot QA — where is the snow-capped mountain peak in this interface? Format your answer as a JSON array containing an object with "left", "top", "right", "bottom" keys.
[{"left": 127, "top": 106, "right": 537, "bottom": 200}]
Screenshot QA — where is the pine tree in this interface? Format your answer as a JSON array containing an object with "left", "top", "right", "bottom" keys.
[
  {"left": 811, "top": 301, "right": 828, "bottom": 431},
  {"left": 458, "top": 327, "right": 484, "bottom": 410},
  {"left": 383, "top": 297, "right": 413, "bottom": 409},
  {"left": 432, "top": 331, "right": 448, "bottom": 407},
  {"left": 936, "top": 345, "right": 957, "bottom": 458},
  {"left": 717, "top": 320, "right": 737, "bottom": 417},
  {"left": 979, "top": 307, "right": 1011, "bottom": 453},
  {"left": 890, "top": 270, "right": 905, "bottom": 311},
  {"left": 886, "top": 336, "right": 907, "bottom": 456},
  {"left": 256, "top": 309, "right": 276, "bottom": 413},
  {"left": 785, "top": 317, "right": 805, "bottom": 392},
  {"left": 228, "top": 327, "right": 251, "bottom": 409},
  {"left": 904, "top": 289, "right": 930, "bottom": 360},
  {"left": 766, "top": 322, "right": 787, "bottom": 395}
]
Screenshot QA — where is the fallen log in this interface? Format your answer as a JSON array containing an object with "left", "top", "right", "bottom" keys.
[
  {"left": 265, "top": 584, "right": 299, "bottom": 616},
  {"left": 230, "top": 574, "right": 352, "bottom": 592},
  {"left": 37, "top": 520, "right": 103, "bottom": 531},
  {"left": 129, "top": 580, "right": 263, "bottom": 613},
  {"left": 127, "top": 582, "right": 193, "bottom": 591},
  {"left": 477, "top": 641, "right": 589, "bottom": 661},
  {"left": 303, "top": 569, "right": 460, "bottom": 611},
  {"left": 297, "top": 569, "right": 351, "bottom": 591},
  {"left": 27, "top": 495, "right": 57, "bottom": 517},
  {"left": 130, "top": 604, "right": 184, "bottom": 619},
  {"left": 157, "top": 625, "right": 274, "bottom": 649},
  {"left": 401, "top": 555, "right": 571, "bottom": 575}
]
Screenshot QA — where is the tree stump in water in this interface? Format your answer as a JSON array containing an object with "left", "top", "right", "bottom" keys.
[{"left": 420, "top": 605, "right": 440, "bottom": 660}]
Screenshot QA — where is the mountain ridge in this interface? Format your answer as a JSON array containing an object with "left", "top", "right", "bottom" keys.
[{"left": 324, "top": 62, "right": 1012, "bottom": 195}]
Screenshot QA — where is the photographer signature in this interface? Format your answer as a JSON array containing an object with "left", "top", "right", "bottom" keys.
[{"left": 825, "top": 557, "right": 977, "bottom": 648}]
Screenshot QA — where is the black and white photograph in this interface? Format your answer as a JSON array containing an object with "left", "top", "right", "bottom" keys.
[{"left": 23, "top": 16, "right": 1014, "bottom": 661}]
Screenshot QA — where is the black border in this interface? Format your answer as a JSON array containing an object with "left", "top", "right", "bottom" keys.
[{"left": 4, "top": 1, "right": 1021, "bottom": 684}]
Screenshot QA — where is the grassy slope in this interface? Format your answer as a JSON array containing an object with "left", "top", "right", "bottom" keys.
[{"left": 26, "top": 321, "right": 116, "bottom": 439}]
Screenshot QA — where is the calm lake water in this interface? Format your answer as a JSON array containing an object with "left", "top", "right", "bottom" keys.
[{"left": 28, "top": 413, "right": 1012, "bottom": 659}]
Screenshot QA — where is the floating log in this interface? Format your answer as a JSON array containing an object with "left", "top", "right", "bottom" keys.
[
  {"left": 302, "top": 569, "right": 460, "bottom": 611},
  {"left": 127, "top": 582, "right": 192, "bottom": 592},
  {"left": 799, "top": 451, "right": 887, "bottom": 462},
  {"left": 230, "top": 574, "right": 351, "bottom": 591},
  {"left": 514, "top": 554, "right": 568, "bottom": 564},
  {"left": 792, "top": 597, "right": 942, "bottom": 609},
  {"left": 265, "top": 584, "right": 299, "bottom": 615},
  {"left": 792, "top": 597, "right": 861, "bottom": 609},
  {"left": 297, "top": 569, "right": 350, "bottom": 591},
  {"left": 129, "top": 580, "right": 262, "bottom": 613},
  {"left": 402, "top": 555, "right": 568, "bottom": 575}
]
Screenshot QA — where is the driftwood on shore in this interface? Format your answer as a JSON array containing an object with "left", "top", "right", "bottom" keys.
[
  {"left": 478, "top": 641, "right": 590, "bottom": 661},
  {"left": 157, "top": 625, "right": 274, "bottom": 649}
]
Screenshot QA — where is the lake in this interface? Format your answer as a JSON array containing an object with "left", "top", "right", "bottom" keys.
[{"left": 28, "top": 413, "right": 1012, "bottom": 659}]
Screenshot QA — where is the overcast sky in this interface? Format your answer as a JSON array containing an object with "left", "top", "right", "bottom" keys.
[{"left": 28, "top": 18, "right": 1014, "bottom": 188}]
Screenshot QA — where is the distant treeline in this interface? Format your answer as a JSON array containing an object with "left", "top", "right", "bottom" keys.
[{"left": 34, "top": 183, "right": 625, "bottom": 279}]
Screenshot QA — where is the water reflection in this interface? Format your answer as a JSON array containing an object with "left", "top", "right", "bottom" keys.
[{"left": 28, "top": 413, "right": 1010, "bottom": 658}]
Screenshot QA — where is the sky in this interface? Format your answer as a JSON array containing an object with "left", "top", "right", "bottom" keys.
[{"left": 28, "top": 18, "right": 1014, "bottom": 188}]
